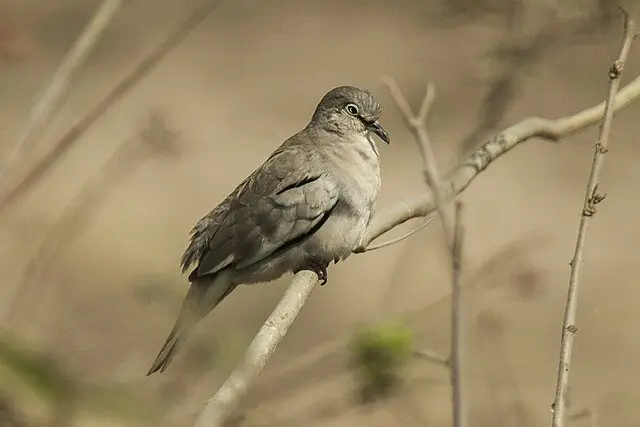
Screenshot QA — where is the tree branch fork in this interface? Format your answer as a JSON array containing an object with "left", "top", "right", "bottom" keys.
[{"left": 193, "top": 59, "right": 640, "bottom": 425}]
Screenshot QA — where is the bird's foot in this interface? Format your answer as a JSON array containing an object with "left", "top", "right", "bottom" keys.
[{"left": 296, "top": 261, "right": 330, "bottom": 286}]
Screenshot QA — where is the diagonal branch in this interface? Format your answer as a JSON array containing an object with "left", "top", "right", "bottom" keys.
[
  {"left": 192, "top": 271, "right": 319, "bottom": 427},
  {"left": 360, "top": 71, "right": 640, "bottom": 250},
  {"left": 551, "top": 11, "right": 636, "bottom": 427},
  {"left": 2, "top": 111, "right": 179, "bottom": 327},
  {"left": 0, "top": 0, "right": 124, "bottom": 189},
  {"left": 192, "top": 65, "right": 640, "bottom": 427},
  {"left": 0, "top": 0, "right": 225, "bottom": 218}
]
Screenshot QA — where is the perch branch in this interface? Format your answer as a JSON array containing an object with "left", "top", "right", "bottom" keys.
[
  {"left": 192, "top": 271, "right": 320, "bottom": 427},
  {"left": 551, "top": 12, "right": 636, "bottom": 427},
  {"left": 0, "top": 0, "right": 225, "bottom": 217},
  {"left": 193, "top": 64, "right": 640, "bottom": 427},
  {"left": 0, "top": 0, "right": 124, "bottom": 188},
  {"left": 383, "top": 78, "right": 466, "bottom": 427}
]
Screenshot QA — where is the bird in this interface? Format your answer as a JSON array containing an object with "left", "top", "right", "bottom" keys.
[{"left": 146, "top": 85, "right": 390, "bottom": 375}]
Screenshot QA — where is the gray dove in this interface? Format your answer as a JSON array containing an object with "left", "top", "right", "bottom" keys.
[{"left": 147, "top": 86, "right": 390, "bottom": 375}]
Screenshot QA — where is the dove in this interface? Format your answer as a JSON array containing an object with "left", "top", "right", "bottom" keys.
[{"left": 147, "top": 86, "right": 390, "bottom": 375}]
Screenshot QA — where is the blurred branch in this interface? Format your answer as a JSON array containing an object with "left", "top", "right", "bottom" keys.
[
  {"left": 450, "top": 202, "right": 465, "bottom": 427},
  {"left": 383, "top": 77, "right": 466, "bottom": 427},
  {"left": 0, "top": 0, "right": 225, "bottom": 219},
  {"left": 2, "top": 111, "right": 179, "bottom": 328},
  {"left": 0, "top": 335, "right": 159, "bottom": 426},
  {"left": 0, "top": 0, "right": 124, "bottom": 190},
  {"left": 475, "top": 310, "right": 531, "bottom": 427},
  {"left": 193, "top": 38, "right": 640, "bottom": 427},
  {"left": 360, "top": 69, "right": 640, "bottom": 250},
  {"left": 568, "top": 407, "right": 598, "bottom": 427},
  {"left": 413, "top": 349, "right": 449, "bottom": 367},
  {"left": 551, "top": 11, "right": 636, "bottom": 427},
  {"left": 459, "top": 0, "right": 619, "bottom": 155}
]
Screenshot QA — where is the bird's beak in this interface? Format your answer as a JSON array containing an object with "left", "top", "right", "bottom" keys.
[{"left": 368, "top": 121, "right": 390, "bottom": 144}]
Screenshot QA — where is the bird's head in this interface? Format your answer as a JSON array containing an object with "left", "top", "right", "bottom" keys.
[{"left": 310, "top": 86, "right": 390, "bottom": 145}]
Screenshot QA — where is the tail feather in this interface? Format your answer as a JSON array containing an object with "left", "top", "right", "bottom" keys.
[
  {"left": 146, "top": 273, "right": 235, "bottom": 376},
  {"left": 146, "top": 327, "right": 188, "bottom": 375}
]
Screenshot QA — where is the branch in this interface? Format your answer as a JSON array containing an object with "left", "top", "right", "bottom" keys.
[
  {"left": 0, "top": 0, "right": 225, "bottom": 217},
  {"left": 551, "top": 12, "right": 636, "bottom": 427},
  {"left": 3, "top": 111, "right": 179, "bottom": 326},
  {"left": 383, "top": 77, "right": 466, "bottom": 427},
  {"left": 451, "top": 201, "right": 465, "bottom": 427},
  {"left": 359, "top": 70, "right": 640, "bottom": 251},
  {"left": 192, "top": 271, "right": 320, "bottom": 427},
  {"left": 194, "top": 55, "right": 640, "bottom": 427},
  {"left": 0, "top": 0, "right": 123, "bottom": 188},
  {"left": 354, "top": 216, "right": 433, "bottom": 253},
  {"left": 413, "top": 349, "right": 450, "bottom": 367}
]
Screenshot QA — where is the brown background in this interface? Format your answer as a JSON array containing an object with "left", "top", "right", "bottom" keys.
[{"left": 1, "top": 0, "right": 639, "bottom": 426}]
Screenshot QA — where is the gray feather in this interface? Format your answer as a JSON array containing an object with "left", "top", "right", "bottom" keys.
[{"left": 148, "top": 86, "right": 388, "bottom": 374}]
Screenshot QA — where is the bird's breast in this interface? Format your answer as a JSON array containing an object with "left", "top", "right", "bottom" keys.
[{"left": 309, "top": 142, "right": 381, "bottom": 259}]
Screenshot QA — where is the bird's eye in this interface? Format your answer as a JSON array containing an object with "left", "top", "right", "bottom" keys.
[{"left": 345, "top": 103, "right": 359, "bottom": 116}]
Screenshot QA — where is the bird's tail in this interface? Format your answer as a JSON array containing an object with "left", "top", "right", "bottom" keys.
[{"left": 146, "top": 272, "right": 236, "bottom": 375}]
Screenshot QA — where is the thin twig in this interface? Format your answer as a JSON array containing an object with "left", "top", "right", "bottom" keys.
[
  {"left": 193, "top": 69, "right": 640, "bottom": 426},
  {"left": 550, "top": 12, "right": 636, "bottom": 427},
  {"left": 383, "top": 78, "right": 465, "bottom": 427},
  {"left": 0, "top": 0, "right": 124, "bottom": 188},
  {"left": 451, "top": 201, "right": 465, "bottom": 427},
  {"left": 355, "top": 216, "right": 433, "bottom": 253},
  {"left": 0, "top": 0, "right": 225, "bottom": 217},
  {"left": 413, "top": 349, "right": 450, "bottom": 367},
  {"left": 383, "top": 79, "right": 454, "bottom": 242},
  {"left": 2, "top": 111, "right": 179, "bottom": 326},
  {"left": 358, "top": 71, "right": 640, "bottom": 251}
]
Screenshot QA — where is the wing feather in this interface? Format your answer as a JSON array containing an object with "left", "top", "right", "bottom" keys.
[{"left": 182, "top": 145, "right": 338, "bottom": 281}]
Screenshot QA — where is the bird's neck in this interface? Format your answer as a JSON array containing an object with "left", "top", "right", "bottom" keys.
[{"left": 308, "top": 123, "right": 377, "bottom": 156}]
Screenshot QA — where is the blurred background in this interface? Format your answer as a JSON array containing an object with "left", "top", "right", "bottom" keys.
[{"left": 1, "top": 0, "right": 639, "bottom": 426}]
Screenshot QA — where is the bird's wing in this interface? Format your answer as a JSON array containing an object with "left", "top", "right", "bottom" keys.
[{"left": 182, "top": 144, "right": 339, "bottom": 280}]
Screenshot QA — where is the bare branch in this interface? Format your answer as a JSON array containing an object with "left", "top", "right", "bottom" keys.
[
  {"left": 413, "top": 349, "right": 450, "bottom": 367},
  {"left": 355, "top": 216, "right": 433, "bottom": 253},
  {"left": 360, "top": 71, "right": 640, "bottom": 250},
  {"left": 383, "top": 77, "right": 465, "bottom": 427},
  {"left": 2, "top": 111, "right": 179, "bottom": 326},
  {"left": 450, "top": 201, "right": 465, "bottom": 427},
  {"left": 192, "top": 271, "right": 320, "bottom": 427},
  {"left": 0, "top": 0, "right": 225, "bottom": 218},
  {"left": 383, "top": 79, "right": 452, "bottom": 240},
  {"left": 385, "top": 77, "right": 470, "bottom": 427},
  {"left": 550, "top": 13, "right": 636, "bottom": 427},
  {"left": 0, "top": 0, "right": 124, "bottom": 188},
  {"left": 417, "top": 82, "right": 437, "bottom": 123},
  {"left": 195, "top": 47, "right": 640, "bottom": 427}
]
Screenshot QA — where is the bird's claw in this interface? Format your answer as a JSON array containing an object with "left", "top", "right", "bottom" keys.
[
  {"left": 315, "top": 266, "right": 328, "bottom": 286},
  {"left": 309, "top": 262, "right": 329, "bottom": 286},
  {"left": 295, "top": 261, "right": 330, "bottom": 286}
]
